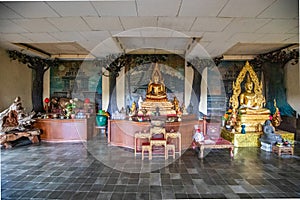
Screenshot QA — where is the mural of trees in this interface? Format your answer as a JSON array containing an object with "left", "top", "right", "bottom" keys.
[{"left": 7, "top": 50, "right": 59, "bottom": 113}]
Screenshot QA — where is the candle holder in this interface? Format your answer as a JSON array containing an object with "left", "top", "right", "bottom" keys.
[{"left": 44, "top": 98, "right": 50, "bottom": 114}]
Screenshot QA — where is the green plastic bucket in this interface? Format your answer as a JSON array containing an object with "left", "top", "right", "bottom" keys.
[{"left": 96, "top": 110, "right": 107, "bottom": 126}]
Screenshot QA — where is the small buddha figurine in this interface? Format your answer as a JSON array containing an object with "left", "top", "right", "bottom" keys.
[
  {"left": 239, "top": 74, "right": 270, "bottom": 115},
  {"left": 2, "top": 110, "right": 18, "bottom": 128},
  {"left": 272, "top": 99, "right": 282, "bottom": 128},
  {"left": 173, "top": 97, "right": 179, "bottom": 112},
  {"left": 129, "top": 101, "right": 137, "bottom": 115},
  {"left": 146, "top": 63, "right": 167, "bottom": 100},
  {"left": 228, "top": 108, "right": 237, "bottom": 127}
]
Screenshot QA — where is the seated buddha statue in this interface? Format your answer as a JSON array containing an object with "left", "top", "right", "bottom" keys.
[
  {"left": 271, "top": 99, "right": 281, "bottom": 128},
  {"left": 238, "top": 75, "right": 270, "bottom": 115},
  {"left": 173, "top": 97, "right": 179, "bottom": 112},
  {"left": 230, "top": 62, "right": 270, "bottom": 132},
  {"left": 146, "top": 71, "right": 167, "bottom": 101}
]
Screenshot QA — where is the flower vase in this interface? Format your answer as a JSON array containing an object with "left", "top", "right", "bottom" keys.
[
  {"left": 221, "top": 118, "right": 225, "bottom": 127},
  {"left": 241, "top": 124, "right": 246, "bottom": 134}
]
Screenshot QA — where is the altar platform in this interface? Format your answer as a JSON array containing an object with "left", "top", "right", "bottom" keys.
[{"left": 221, "top": 128, "right": 294, "bottom": 147}]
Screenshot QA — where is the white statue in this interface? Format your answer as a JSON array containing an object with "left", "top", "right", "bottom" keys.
[{"left": 138, "top": 96, "right": 143, "bottom": 110}]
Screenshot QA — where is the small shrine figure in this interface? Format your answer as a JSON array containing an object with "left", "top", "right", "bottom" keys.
[
  {"left": 129, "top": 101, "right": 137, "bottom": 116},
  {"left": 173, "top": 97, "right": 179, "bottom": 112},
  {"left": 272, "top": 99, "right": 282, "bottom": 129},
  {"left": 228, "top": 109, "right": 237, "bottom": 128},
  {"left": 138, "top": 96, "right": 143, "bottom": 110},
  {"left": 2, "top": 110, "right": 18, "bottom": 128}
]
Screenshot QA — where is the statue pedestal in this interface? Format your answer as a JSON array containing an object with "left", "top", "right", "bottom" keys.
[
  {"left": 235, "top": 114, "right": 270, "bottom": 132},
  {"left": 141, "top": 101, "right": 176, "bottom": 116},
  {"left": 221, "top": 128, "right": 294, "bottom": 147}
]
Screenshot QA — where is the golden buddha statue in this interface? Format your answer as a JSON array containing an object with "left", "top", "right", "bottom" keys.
[
  {"left": 146, "top": 63, "right": 167, "bottom": 101},
  {"left": 229, "top": 61, "right": 270, "bottom": 132},
  {"left": 140, "top": 63, "right": 176, "bottom": 116},
  {"left": 239, "top": 74, "right": 270, "bottom": 115}
]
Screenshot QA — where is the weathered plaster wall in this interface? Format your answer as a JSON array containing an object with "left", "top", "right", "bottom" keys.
[
  {"left": 285, "top": 60, "right": 300, "bottom": 114},
  {"left": 0, "top": 48, "right": 32, "bottom": 111}
]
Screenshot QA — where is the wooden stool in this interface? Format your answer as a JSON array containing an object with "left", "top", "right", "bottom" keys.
[
  {"left": 166, "top": 144, "right": 175, "bottom": 159},
  {"left": 166, "top": 132, "right": 181, "bottom": 156},
  {"left": 150, "top": 139, "right": 167, "bottom": 159},
  {"left": 272, "top": 145, "right": 294, "bottom": 156},
  {"left": 134, "top": 132, "right": 151, "bottom": 157},
  {"left": 142, "top": 143, "right": 152, "bottom": 160}
]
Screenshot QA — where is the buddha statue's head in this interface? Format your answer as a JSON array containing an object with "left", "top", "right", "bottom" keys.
[
  {"left": 153, "top": 71, "right": 160, "bottom": 84},
  {"left": 245, "top": 74, "right": 253, "bottom": 92}
]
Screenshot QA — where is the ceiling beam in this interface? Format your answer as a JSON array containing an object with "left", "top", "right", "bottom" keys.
[
  {"left": 222, "top": 55, "right": 255, "bottom": 60},
  {"left": 12, "top": 43, "right": 51, "bottom": 58},
  {"left": 51, "top": 54, "right": 94, "bottom": 60}
]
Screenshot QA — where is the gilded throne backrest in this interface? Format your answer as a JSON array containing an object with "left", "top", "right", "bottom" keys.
[{"left": 229, "top": 61, "right": 266, "bottom": 110}]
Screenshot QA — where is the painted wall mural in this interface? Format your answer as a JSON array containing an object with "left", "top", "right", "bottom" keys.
[
  {"left": 50, "top": 61, "right": 102, "bottom": 103},
  {"left": 49, "top": 59, "right": 275, "bottom": 117}
]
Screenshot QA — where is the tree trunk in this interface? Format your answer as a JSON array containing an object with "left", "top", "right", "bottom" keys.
[
  {"left": 32, "top": 68, "right": 45, "bottom": 113},
  {"left": 107, "top": 75, "right": 118, "bottom": 115},
  {"left": 189, "top": 68, "right": 202, "bottom": 115},
  {"left": 95, "top": 73, "right": 103, "bottom": 111}
]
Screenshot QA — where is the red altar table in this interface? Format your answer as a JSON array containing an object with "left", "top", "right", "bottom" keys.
[{"left": 197, "top": 137, "right": 234, "bottom": 159}]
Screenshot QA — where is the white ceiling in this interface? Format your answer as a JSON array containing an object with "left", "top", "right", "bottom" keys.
[{"left": 0, "top": 0, "right": 298, "bottom": 59}]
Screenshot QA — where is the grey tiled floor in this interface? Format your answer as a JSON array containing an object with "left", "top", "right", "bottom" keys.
[{"left": 1, "top": 133, "right": 300, "bottom": 199}]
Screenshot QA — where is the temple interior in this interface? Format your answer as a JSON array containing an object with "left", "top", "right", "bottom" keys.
[{"left": 0, "top": 1, "right": 300, "bottom": 199}]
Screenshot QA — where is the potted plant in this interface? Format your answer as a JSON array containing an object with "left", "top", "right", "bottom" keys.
[{"left": 65, "top": 99, "right": 77, "bottom": 119}]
